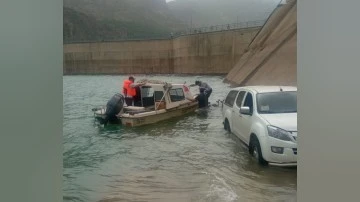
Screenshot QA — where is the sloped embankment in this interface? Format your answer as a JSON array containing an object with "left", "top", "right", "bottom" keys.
[{"left": 225, "top": 0, "right": 297, "bottom": 86}]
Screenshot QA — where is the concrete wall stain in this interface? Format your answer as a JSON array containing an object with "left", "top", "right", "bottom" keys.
[{"left": 63, "top": 27, "right": 260, "bottom": 75}]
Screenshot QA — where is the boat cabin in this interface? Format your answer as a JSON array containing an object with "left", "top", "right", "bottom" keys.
[{"left": 126, "top": 82, "right": 194, "bottom": 112}]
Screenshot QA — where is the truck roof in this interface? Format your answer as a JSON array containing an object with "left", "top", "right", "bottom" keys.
[{"left": 232, "top": 85, "right": 297, "bottom": 93}]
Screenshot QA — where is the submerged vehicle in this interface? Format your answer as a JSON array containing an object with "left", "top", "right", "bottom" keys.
[{"left": 93, "top": 80, "right": 199, "bottom": 127}]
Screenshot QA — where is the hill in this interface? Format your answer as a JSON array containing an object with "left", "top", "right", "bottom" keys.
[
  {"left": 63, "top": 0, "right": 186, "bottom": 42},
  {"left": 63, "top": 0, "right": 280, "bottom": 43},
  {"left": 167, "top": 0, "right": 279, "bottom": 27}
]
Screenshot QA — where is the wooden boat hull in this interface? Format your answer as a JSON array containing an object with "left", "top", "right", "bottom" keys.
[
  {"left": 93, "top": 81, "right": 200, "bottom": 127},
  {"left": 120, "top": 102, "right": 198, "bottom": 127}
]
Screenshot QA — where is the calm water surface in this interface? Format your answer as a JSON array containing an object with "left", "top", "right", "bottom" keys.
[{"left": 63, "top": 75, "right": 297, "bottom": 202}]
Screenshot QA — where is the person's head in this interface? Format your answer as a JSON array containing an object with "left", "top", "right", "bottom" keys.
[
  {"left": 129, "top": 76, "right": 135, "bottom": 82},
  {"left": 199, "top": 87, "right": 205, "bottom": 93},
  {"left": 195, "top": 80, "right": 201, "bottom": 86}
]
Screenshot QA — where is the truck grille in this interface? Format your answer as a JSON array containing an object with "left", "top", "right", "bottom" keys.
[{"left": 292, "top": 148, "right": 297, "bottom": 155}]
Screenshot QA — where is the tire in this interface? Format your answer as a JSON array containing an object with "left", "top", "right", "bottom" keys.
[
  {"left": 250, "top": 137, "right": 268, "bottom": 166},
  {"left": 224, "top": 119, "right": 231, "bottom": 132}
]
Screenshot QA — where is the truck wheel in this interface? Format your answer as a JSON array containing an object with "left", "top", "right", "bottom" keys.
[
  {"left": 250, "top": 137, "right": 268, "bottom": 166},
  {"left": 224, "top": 119, "right": 231, "bottom": 132}
]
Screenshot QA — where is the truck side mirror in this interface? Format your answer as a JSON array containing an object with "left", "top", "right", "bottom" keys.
[{"left": 240, "top": 106, "right": 251, "bottom": 115}]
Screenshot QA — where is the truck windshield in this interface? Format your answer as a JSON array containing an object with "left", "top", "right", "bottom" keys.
[{"left": 256, "top": 91, "right": 297, "bottom": 114}]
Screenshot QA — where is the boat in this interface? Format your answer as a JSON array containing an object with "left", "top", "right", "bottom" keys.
[{"left": 92, "top": 79, "right": 199, "bottom": 127}]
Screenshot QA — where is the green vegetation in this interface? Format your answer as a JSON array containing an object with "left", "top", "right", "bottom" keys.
[
  {"left": 63, "top": 0, "right": 186, "bottom": 43},
  {"left": 63, "top": 0, "right": 279, "bottom": 43},
  {"left": 63, "top": 7, "right": 177, "bottom": 43}
]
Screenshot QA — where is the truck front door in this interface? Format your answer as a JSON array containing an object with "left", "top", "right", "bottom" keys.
[{"left": 231, "top": 91, "right": 247, "bottom": 142}]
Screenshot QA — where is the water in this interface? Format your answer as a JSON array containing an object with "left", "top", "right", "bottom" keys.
[{"left": 63, "top": 75, "right": 297, "bottom": 202}]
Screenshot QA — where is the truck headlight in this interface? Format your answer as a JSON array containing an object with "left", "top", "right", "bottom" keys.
[{"left": 267, "top": 125, "right": 292, "bottom": 141}]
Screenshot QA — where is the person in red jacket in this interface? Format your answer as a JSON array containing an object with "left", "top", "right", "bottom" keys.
[{"left": 122, "top": 76, "right": 144, "bottom": 106}]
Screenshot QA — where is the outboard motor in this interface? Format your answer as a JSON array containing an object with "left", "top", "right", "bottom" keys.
[{"left": 103, "top": 93, "right": 125, "bottom": 125}]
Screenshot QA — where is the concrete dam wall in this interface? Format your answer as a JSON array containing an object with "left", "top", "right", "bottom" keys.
[
  {"left": 63, "top": 27, "right": 260, "bottom": 75},
  {"left": 225, "top": 0, "right": 297, "bottom": 86}
]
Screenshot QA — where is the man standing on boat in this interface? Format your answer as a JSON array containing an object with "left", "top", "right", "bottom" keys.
[
  {"left": 195, "top": 80, "right": 213, "bottom": 99},
  {"left": 122, "top": 76, "right": 144, "bottom": 106}
]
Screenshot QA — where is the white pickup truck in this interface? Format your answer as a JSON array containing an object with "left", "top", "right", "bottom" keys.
[{"left": 221, "top": 86, "right": 297, "bottom": 167}]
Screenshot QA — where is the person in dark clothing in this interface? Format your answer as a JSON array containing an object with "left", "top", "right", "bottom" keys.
[
  {"left": 187, "top": 87, "right": 208, "bottom": 108},
  {"left": 195, "top": 80, "right": 212, "bottom": 99}
]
